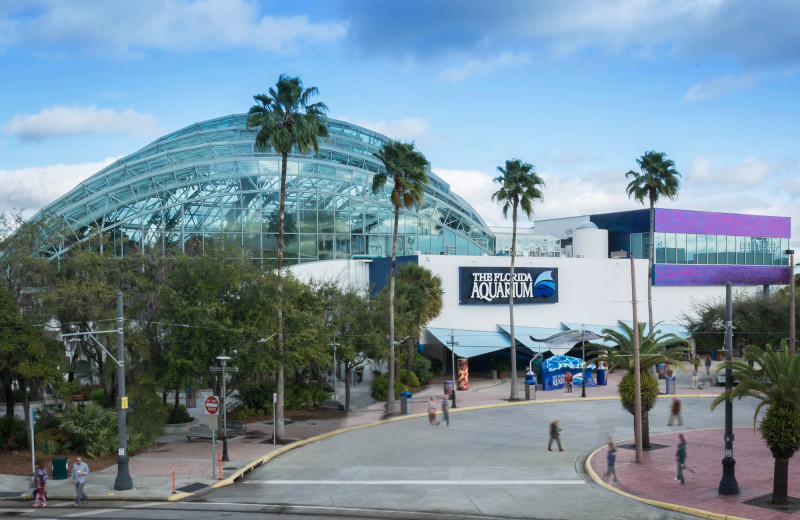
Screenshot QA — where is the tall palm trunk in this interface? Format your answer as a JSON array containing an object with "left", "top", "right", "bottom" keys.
[
  {"left": 275, "top": 152, "right": 288, "bottom": 441},
  {"left": 508, "top": 199, "right": 519, "bottom": 399},
  {"left": 647, "top": 197, "right": 655, "bottom": 335},
  {"left": 642, "top": 408, "right": 651, "bottom": 449},
  {"left": 386, "top": 200, "right": 399, "bottom": 415}
]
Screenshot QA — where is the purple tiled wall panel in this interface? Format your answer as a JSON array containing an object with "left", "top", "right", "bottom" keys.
[
  {"left": 654, "top": 265, "right": 790, "bottom": 286},
  {"left": 654, "top": 208, "right": 791, "bottom": 238}
]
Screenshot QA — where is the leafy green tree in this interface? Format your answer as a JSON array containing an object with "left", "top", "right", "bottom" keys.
[
  {"left": 372, "top": 141, "right": 429, "bottom": 414},
  {"left": 0, "top": 210, "right": 58, "bottom": 310},
  {"left": 247, "top": 75, "right": 329, "bottom": 440},
  {"left": 599, "top": 321, "right": 688, "bottom": 448},
  {"left": 711, "top": 344, "right": 800, "bottom": 506},
  {"left": 625, "top": 151, "right": 681, "bottom": 334},
  {"left": 492, "top": 159, "right": 545, "bottom": 400},
  {"left": 319, "top": 283, "right": 384, "bottom": 412},
  {"left": 684, "top": 290, "right": 794, "bottom": 357},
  {"left": 393, "top": 264, "right": 443, "bottom": 386}
]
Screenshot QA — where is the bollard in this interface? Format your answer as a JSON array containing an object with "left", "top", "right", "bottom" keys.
[
  {"left": 218, "top": 453, "right": 222, "bottom": 479},
  {"left": 172, "top": 464, "right": 176, "bottom": 494}
]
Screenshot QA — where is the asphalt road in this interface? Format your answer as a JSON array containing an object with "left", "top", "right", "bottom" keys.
[{"left": 0, "top": 397, "right": 759, "bottom": 519}]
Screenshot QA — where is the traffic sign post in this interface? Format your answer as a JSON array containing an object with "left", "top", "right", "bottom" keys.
[{"left": 204, "top": 396, "right": 219, "bottom": 478}]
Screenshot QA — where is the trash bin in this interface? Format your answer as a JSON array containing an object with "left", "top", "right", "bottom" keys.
[
  {"left": 596, "top": 368, "right": 607, "bottom": 386},
  {"left": 710, "top": 351, "right": 716, "bottom": 361},
  {"left": 400, "top": 391, "right": 413, "bottom": 415},
  {"left": 52, "top": 457, "right": 68, "bottom": 480}
]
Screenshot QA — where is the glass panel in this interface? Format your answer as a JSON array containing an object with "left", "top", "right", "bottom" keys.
[
  {"left": 654, "top": 232, "right": 666, "bottom": 263},
  {"left": 335, "top": 237, "right": 350, "bottom": 259},
  {"left": 630, "top": 233, "right": 643, "bottom": 259},
  {"left": 299, "top": 210, "right": 317, "bottom": 233},
  {"left": 642, "top": 233, "right": 650, "bottom": 261},
  {"left": 686, "top": 234, "right": 696, "bottom": 264},
  {"left": 754, "top": 237, "right": 764, "bottom": 266},
  {"left": 706, "top": 235, "right": 716, "bottom": 264},
  {"left": 300, "top": 234, "right": 317, "bottom": 259},
  {"left": 318, "top": 210, "right": 334, "bottom": 233},
  {"left": 666, "top": 233, "right": 676, "bottom": 263},
  {"left": 457, "top": 235, "right": 469, "bottom": 255},
  {"left": 782, "top": 238, "right": 790, "bottom": 265},
  {"left": 675, "top": 233, "right": 686, "bottom": 263},
  {"left": 726, "top": 236, "right": 735, "bottom": 264},
  {"left": 283, "top": 233, "right": 299, "bottom": 258},
  {"left": 351, "top": 235, "right": 365, "bottom": 255},
  {"left": 243, "top": 233, "right": 261, "bottom": 258},
  {"left": 745, "top": 237, "right": 754, "bottom": 265},
  {"left": 701, "top": 234, "right": 710, "bottom": 264}
]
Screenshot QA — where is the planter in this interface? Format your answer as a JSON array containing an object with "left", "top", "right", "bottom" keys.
[
  {"left": 498, "top": 371, "right": 506, "bottom": 379},
  {"left": 491, "top": 370, "right": 497, "bottom": 380},
  {"left": 163, "top": 420, "right": 196, "bottom": 435}
]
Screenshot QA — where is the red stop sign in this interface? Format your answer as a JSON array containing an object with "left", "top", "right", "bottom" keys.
[{"left": 205, "top": 395, "right": 219, "bottom": 415}]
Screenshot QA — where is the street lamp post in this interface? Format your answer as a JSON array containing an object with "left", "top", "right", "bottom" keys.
[
  {"left": 447, "top": 331, "right": 458, "bottom": 408},
  {"left": 719, "top": 282, "right": 739, "bottom": 495},
  {"left": 212, "top": 351, "right": 238, "bottom": 463},
  {"left": 786, "top": 250, "right": 795, "bottom": 356},
  {"left": 580, "top": 325, "right": 587, "bottom": 398},
  {"left": 330, "top": 342, "right": 340, "bottom": 402}
]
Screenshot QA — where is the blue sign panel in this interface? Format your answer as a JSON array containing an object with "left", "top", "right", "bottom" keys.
[{"left": 459, "top": 267, "right": 558, "bottom": 305}]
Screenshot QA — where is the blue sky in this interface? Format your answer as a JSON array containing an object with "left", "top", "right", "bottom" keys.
[{"left": 1, "top": 0, "right": 799, "bottom": 245}]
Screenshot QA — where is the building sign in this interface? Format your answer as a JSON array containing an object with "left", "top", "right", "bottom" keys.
[{"left": 459, "top": 267, "right": 558, "bottom": 305}]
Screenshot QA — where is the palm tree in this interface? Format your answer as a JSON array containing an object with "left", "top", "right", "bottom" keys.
[
  {"left": 599, "top": 321, "right": 688, "bottom": 448},
  {"left": 711, "top": 344, "right": 800, "bottom": 506},
  {"left": 492, "top": 159, "right": 545, "bottom": 400},
  {"left": 246, "top": 75, "right": 328, "bottom": 441},
  {"left": 372, "top": 141, "right": 429, "bottom": 415},
  {"left": 394, "top": 263, "right": 444, "bottom": 386},
  {"left": 625, "top": 151, "right": 681, "bottom": 334}
]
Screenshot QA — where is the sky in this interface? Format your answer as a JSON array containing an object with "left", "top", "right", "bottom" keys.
[{"left": 1, "top": 0, "right": 799, "bottom": 246}]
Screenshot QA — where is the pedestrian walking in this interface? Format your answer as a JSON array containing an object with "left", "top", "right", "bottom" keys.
[
  {"left": 440, "top": 394, "right": 450, "bottom": 426},
  {"left": 428, "top": 397, "right": 439, "bottom": 425},
  {"left": 603, "top": 438, "right": 618, "bottom": 483},
  {"left": 667, "top": 397, "right": 683, "bottom": 426},
  {"left": 705, "top": 357, "right": 711, "bottom": 376},
  {"left": 564, "top": 371, "right": 573, "bottom": 393},
  {"left": 691, "top": 365, "right": 699, "bottom": 389},
  {"left": 32, "top": 461, "right": 47, "bottom": 507},
  {"left": 675, "top": 434, "right": 686, "bottom": 484},
  {"left": 71, "top": 456, "right": 90, "bottom": 506},
  {"left": 548, "top": 419, "right": 563, "bottom": 451}
]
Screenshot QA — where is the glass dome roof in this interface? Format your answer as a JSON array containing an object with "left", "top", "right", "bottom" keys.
[{"left": 33, "top": 114, "right": 494, "bottom": 263}]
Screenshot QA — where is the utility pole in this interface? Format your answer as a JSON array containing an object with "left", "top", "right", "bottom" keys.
[
  {"left": 630, "top": 254, "right": 643, "bottom": 463},
  {"left": 114, "top": 292, "right": 133, "bottom": 490},
  {"left": 330, "top": 342, "right": 340, "bottom": 402},
  {"left": 580, "top": 325, "right": 587, "bottom": 398},
  {"left": 719, "top": 282, "right": 740, "bottom": 495},
  {"left": 447, "top": 330, "right": 458, "bottom": 408},
  {"left": 787, "top": 250, "right": 795, "bottom": 356}
]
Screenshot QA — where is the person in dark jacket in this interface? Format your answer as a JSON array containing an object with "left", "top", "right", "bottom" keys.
[
  {"left": 548, "top": 419, "right": 563, "bottom": 451},
  {"left": 603, "top": 438, "right": 618, "bottom": 483},
  {"left": 675, "top": 434, "right": 686, "bottom": 484}
]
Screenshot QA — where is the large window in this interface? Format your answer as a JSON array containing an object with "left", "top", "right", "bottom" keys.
[{"left": 631, "top": 231, "right": 788, "bottom": 266}]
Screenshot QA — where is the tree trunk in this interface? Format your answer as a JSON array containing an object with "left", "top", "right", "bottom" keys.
[
  {"left": 509, "top": 199, "right": 519, "bottom": 400},
  {"left": 2, "top": 377, "right": 14, "bottom": 418},
  {"left": 406, "top": 342, "right": 413, "bottom": 387},
  {"left": 275, "top": 152, "right": 288, "bottom": 441},
  {"left": 642, "top": 407, "right": 651, "bottom": 449},
  {"left": 771, "top": 455, "right": 791, "bottom": 505},
  {"left": 386, "top": 201, "right": 400, "bottom": 415},
  {"left": 344, "top": 366, "right": 351, "bottom": 414},
  {"left": 173, "top": 388, "right": 179, "bottom": 410},
  {"left": 648, "top": 198, "right": 655, "bottom": 334}
]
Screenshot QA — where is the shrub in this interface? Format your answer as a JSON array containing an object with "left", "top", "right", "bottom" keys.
[
  {"left": 412, "top": 353, "right": 438, "bottom": 383},
  {"left": 370, "top": 374, "right": 407, "bottom": 401},
  {"left": 0, "top": 416, "right": 28, "bottom": 450},
  {"left": 399, "top": 369, "right": 420, "bottom": 387},
  {"left": 165, "top": 404, "right": 193, "bottom": 424},
  {"left": 230, "top": 407, "right": 259, "bottom": 421},
  {"left": 239, "top": 381, "right": 277, "bottom": 413},
  {"left": 127, "top": 430, "right": 152, "bottom": 455},
  {"left": 240, "top": 381, "right": 329, "bottom": 412},
  {"left": 618, "top": 371, "right": 659, "bottom": 414},
  {"left": 56, "top": 402, "right": 117, "bottom": 456},
  {"left": 90, "top": 388, "right": 106, "bottom": 406}
]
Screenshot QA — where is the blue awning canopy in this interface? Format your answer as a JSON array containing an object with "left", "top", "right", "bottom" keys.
[{"left": 425, "top": 328, "right": 512, "bottom": 358}]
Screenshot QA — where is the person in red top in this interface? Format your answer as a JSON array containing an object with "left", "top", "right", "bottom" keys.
[
  {"left": 564, "top": 371, "right": 573, "bottom": 393},
  {"left": 667, "top": 397, "right": 682, "bottom": 426}
]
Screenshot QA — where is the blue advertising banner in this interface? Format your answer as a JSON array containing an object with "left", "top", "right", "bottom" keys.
[{"left": 459, "top": 267, "right": 558, "bottom": 305}]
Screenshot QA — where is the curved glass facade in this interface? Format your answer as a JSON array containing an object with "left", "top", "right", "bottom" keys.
[{"left": 33, "top": 115, "right": 494, "bottom": 262}]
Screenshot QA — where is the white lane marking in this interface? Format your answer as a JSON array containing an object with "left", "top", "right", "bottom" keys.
[
  {"left": 64, "top": 508, "right": 118, "bottom": 517},
  {"left": 244, "top": 479, "right": 585, "bottom": 485}
]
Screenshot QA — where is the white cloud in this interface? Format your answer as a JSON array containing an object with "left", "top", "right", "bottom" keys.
[
  {"left": 347, "top": 116, "right": 435, "bottom": 144},
  {"left": 438, "top": 52, "right": 530, "bottom": 82},
  {"left": 688, "top": 156, "right": 769, "bottom": 187},
  {"left": 0, "top": 157, "right": 119, "bottom": 217},
  {"left": 1, "top": 0, "right": 347, "bottom": 58},
  {"left": 683, "top": 73, "right": 760, "bottom": 101},
  {"left": 4, "top": 105, "right": 158, "bottom": 141}
]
